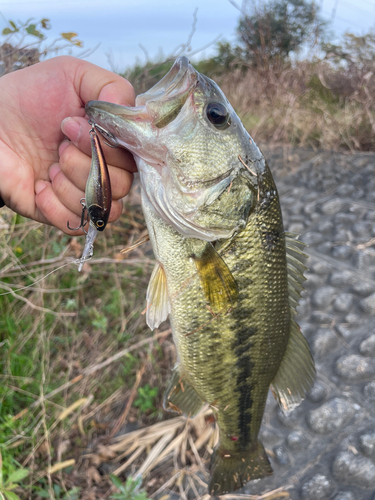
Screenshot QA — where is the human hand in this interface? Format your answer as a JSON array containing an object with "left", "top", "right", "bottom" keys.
[{"left": 0, "top": 55, "right": 136, "bottom": 233}]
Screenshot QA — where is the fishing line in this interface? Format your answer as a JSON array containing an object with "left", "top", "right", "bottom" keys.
[{"left": 0, "top": 258, "right": 91, "bottom": 297}]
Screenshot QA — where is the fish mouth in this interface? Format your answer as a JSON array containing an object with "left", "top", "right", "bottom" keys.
[
  {"left": 85, "top": 56, "right": 199, "bottom": 167},
  {"left": 136, "top": 56, "right": 194, "bottom": 106}
]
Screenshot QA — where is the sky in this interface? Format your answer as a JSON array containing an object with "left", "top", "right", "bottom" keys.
[{"left": 1, "top": 0, "right": 375, "bottom": 72}]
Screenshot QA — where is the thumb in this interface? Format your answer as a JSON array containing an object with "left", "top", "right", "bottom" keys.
[{"left": 63, "top": 56, "right": 135, "bottom": 106}]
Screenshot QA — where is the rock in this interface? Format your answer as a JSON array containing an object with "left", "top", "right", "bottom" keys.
[
  {"left": 313, "top": 329, "right": 338, "bottom": 357},
  {"left": 318, "top": 219, "right": 334, "bottom": 234},
  {"left": 351, "top": 221, "right": 372, "bottom": 237},
  {"left": 351, "top": 281, "right": 375, "bottom": 297},
  {"left": 304, "top": 201, "right": 318, "bottom": 214},
  {"left": 307, "top": 398, "right": 354, "bottom": 434},
  {"left": 352, "top": 188, "right": 364, "bottom": 199},
  {"left": 359, "top": 431, "right": 375, "bottom": 457},
  {"left": 273, "top": 445, "right": 290, "bottom": 466},
  {"left": 300, "top": 474, "right": 336, "bottom": 500},
  {"left": 335, "top": 324, "right": 352, "bottom": 340},
  {"left": 336, "top": 183, "right": 355, "bottom": 196},
  {"left": 359, "top": 334, "right": 375, "bottom": 356},
  {"left": 335, "top": 354, "right": 375, "bottom": 382},
  {"left": 287, "top": 430, "right": 310, "bottom": 451},
  {"left": 330, "top": 271, "right": 354, "bottom": 287},
  {"left": 290, "top": 214, "right": 306, "bottom": 223},
  {"left": 333, "top": 493, "right": 356, "bottom": 500},
  {"left": 332, "top": 451, "right": 375, "bottom": 488},
  {"left": 364, "top": 380, "right": 375, "bottom": 402},
  {"left": 348, "top": 203, "right": 363, "bottom": 214},
  {"left": 297, "top": 298, "right": 309, "bottom": 317},
  {"left": 334, "top": 229, "right": 349, "bottom": 243},
  {"left": 317, "top": 242, "right": 333, "bottom": 254},
  {"left": 353, "top": 251, "right": 375, "bottom": 271},
  {"left": 312, "top": 287, "right": 336, "bottom": 309},
  {"left": 260, "top": 428, "right": 281, "bottom": 446},
  {"left": 307, "top": 381, "right": 328, "bottom": 404},
  {"left": 312, "top": 261, "right": 332, "bottom": 276},
  {"left": 322, "top": 199, "right": 347, "bottom": 215},
  {"left": 289, "top": 222, "right": 305, "bottom": 234},
  {"left": 277, "top": 405, "right": 305, "bottom": 428},
  {"left": 311, "top": 311, "right": 333, "bottom": 324},
  {"left": 304, "top": 274, "right": 324, "bottom": 290},
  {"left": 302, "top": 232, "right": 325, "bottom": 245},
  {"left": 333, "top": 293, "right": 354, "bottom": 313},
  {"left": 334, "top": 213, "right": 356, "bottom": 225},
  {"left": 332, "top": 246, "right": 354, "bottom": 260},
  {"left": 359, "top": 293, "right": 375, "bottom": 314},
  {"left": 345, "top": 313, "right": 363, "bottom": 326},
  {"left": 290, "top": 201, "right": 304, "bottom": 215}
]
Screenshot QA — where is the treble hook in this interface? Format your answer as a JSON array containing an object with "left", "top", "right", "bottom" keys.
[
  {"left": 88, "top": 119, "right": 119, "bottom": 148},
  {"left": 67, "top": 198, "right": 89, "bottom": 234}
]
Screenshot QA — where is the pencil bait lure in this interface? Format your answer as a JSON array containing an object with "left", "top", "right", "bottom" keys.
[{"left": 67, "top": 122, "right": 112, "bottom": 271}]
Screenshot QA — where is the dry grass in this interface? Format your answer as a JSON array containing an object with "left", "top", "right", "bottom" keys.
[{"left": 220, "top": 59, "right": 375, "bottom": 152}]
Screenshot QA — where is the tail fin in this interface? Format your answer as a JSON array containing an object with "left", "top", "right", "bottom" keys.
[{"left": 209, "top": 441, "right": 272, "bottom": 496}]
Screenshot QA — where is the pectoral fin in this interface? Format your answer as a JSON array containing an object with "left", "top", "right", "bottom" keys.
[
  {"left": 146, "top": 261, "right": 170, "bottom": 330},
  {"left": 163, "top": 365, "right": 204, "bottom": 417},
  {"left": 271, "top": 320, "right": 315, "bottom": 414},
  {"left": 193, "top": 243, "right": 238, "bottom": 314}
]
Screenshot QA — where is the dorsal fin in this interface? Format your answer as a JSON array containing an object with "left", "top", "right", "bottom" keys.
[
  {"left": 146, "top": 261, "right": 171, "bottom": 330},
  {"left": 193, "top": 243, "right": 238, "bottom": 314},
  {"left": 285, "top": 232, "right": 308, "bottom": 317}
]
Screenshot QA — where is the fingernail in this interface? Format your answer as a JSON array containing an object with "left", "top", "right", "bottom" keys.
[
  {"left": 61, "top": 117, "right": 82, "bottom": 145},
  {"left": 35, "top": 180, "right": 48, "bottom": 195},
  {"left": 49, "top": 163, "right": 61, "bottom": 182},
  {"left": 59, "top": 140, "right": 70, "bottom": 157}
]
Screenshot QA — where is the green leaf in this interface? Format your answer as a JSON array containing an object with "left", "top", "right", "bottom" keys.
[
  {"left": 109, "top": 474, "right": 123, "bottom": 489},
  {"left": 6, "top": 469, "right": 29, "bottom": 484},
  {"left": 9, "top": 21, "right": 16, "bottom": 29},
  {"left": 35, "top": 491, "right": 50, "bottom": 498},
  {"left": 3, "top": 490, "right": 20, "bottom": 500},
  {"left": 2, "top": 28, "right": 12, "bottom": 35},
  {"left": 25, "top": 24, "right": 44, "bottom": 39}
]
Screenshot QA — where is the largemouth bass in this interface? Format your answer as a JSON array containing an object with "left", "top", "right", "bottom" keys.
[{"left": 85, "top": 57, "right": 315, "bottom": 495}]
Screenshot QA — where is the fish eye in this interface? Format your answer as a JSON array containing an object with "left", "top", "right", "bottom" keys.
[
  {"left": 206, "top": 102, "right": 230, "bottom": 128},
  {"left": 96, "top": 220, "right": 105, "bottom": 228}
]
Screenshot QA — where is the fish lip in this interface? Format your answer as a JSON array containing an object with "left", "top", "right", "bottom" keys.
[
  {"left": 85, "top": 100, "right": 148, "bottom": 120},
  {"left": 136, "top": 56, "right": 191, "bottom": 105}
]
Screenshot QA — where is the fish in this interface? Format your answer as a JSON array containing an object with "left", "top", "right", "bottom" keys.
[
  {"left": 77, "top": 124, "right": 112, "bottom": 271},
  {"left": 85, "top": 56, "right": 315, "bottom": 495}
]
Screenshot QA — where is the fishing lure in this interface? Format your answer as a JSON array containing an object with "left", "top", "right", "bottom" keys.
[{"left": 67, "top": 121, "right": 112, "bottom": 271}]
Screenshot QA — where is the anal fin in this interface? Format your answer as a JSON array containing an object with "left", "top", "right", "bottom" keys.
[
  {"left": 163, "top": 365, "right": 204, "bottom": 418},
  {"left": 193, "top": 243, "right": 238, "bottom": 314},
  {"left": 146, "top": 261, "right": 170, "bottom": 330},
  {"left": 271, "top": 320, "right": 315, "bottom": 414}
]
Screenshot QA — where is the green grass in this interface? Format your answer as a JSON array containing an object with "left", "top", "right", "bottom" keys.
[{"left": 0, "top": 198, "right": 171, "bottom": 499}]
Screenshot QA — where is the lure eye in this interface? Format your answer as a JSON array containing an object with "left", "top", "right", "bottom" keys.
[
  {"left": 96, "top": 220, "right": 105, "bottom": 228},
  {"left": 206, "top": 102, "right": 230, "bottom": 128}
]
